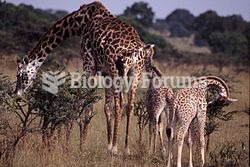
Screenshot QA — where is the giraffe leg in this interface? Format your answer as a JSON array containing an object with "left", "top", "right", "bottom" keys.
[
  {"left": 124, "top": 89, "right": 136, "bottom": 154},
  {"left": 149, "top": 120, "right": 154, "bottom": 153},
  {"left": 125, "top": 72, "right": 140, "bottom": 154},
  {"left": 153, "top": 106, "right": 164, "bottom": 155},
  {"left": 148, "top": 108, "right": 155, "bottom": 154},
  {"left": 177, "top": 118, "right": 192, "bottom": 167},
  {"left": 187, "top": 127, "right": 194, "bottom": 167},
  {"left": 110, "top": 72, "right": 124, "bottom": 155},
  {"left": 197, "top": 111, "right": 206, "bottom": 167},
  {"left": 153, "top": 117, "right": 157, "bottom": 154},
  {"left": 167, "top": 105, "right": 175, "bottom": 167},
  {"left": 166, "top": 127, "right": 173, "bottom": 167},
  {"left": 79, "top": 41, "right": 97, "bottom": 150},
  {"left": 104, "top": 87, "right": 113, "bottom": 154},
  {"left": 111, "top": 89, "right": 122, "bottom": 155},
  {"left": 158, "top": 113, "right": 166, "bottom": 157}
]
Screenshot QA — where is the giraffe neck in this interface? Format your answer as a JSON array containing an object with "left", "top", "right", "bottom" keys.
[
  {"left": 145, "top": 65, "right": 164, "bottom": 88},
  {"left": 146, "top": 65, "right": 163, "bottom": 80},
  {"left": 192, "top": 76, "right": 229, "bottom": 97},
  {"left": 24, "top": 1, "right": 111, "bottom": 69}
]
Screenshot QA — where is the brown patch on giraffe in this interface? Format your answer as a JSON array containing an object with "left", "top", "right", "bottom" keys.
[
  {"left": 57, "top": 29, "right": 63, "bottom": 36},
  {"left": 48, "top": 36, "right": 55, "bottom": 45},
  {"left": 55, "top": 38, "right": 62, "bottom": 44},
  {"left": 63, "top": 29, "right": 70, "bottom": 39},
  {"left": 44, "top": 47, "right": 51, "bottom": 54},
  {"left": 52, "top": 26, "right": 60, "bottom": 34}
]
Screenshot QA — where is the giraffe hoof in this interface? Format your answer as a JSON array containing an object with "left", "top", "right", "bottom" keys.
[
  {"left": 107, "top": 149, "right": 112, "bottom": 157},
  {"left": 107, "top": 144, "right": 113, "bottom": 156},
  {"left": 111, "top": 146, "right": 118, "bottom": 156},
  {"left": 124, "top": 147, "right": 130, "bottom": 155}
]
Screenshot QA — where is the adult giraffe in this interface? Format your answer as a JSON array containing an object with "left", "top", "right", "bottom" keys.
[{"left": 15, "top": 1, "right": 154, "bottom": 155}]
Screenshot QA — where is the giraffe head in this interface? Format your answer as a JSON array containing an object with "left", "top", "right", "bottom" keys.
[
  {"left": 15, "top": 56, "right": 40, "bottom": 97},
  {"left": 143, "top": 44, "right": 164, "bottom": 79},
  {"left": 144, "top": 44, "right": 155, "bottom": 66},
  {"left": 201, "top": 76, "right": 238, "bottom": 106}
]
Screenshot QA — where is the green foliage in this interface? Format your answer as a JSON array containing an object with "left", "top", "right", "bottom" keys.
[
  {"left": 194, "top": 10, "right": 248, "bottom": 45},
  {"left": 165, "top": 9, "right": 194, "bottom": 37},
  {"left": 208, "top": 32, "right": 248, "bottom": 55},
  {"left": 0, "top": 1, "right": 70, "bottom": 54},
  {"left": 123, "top": 1, "right": 154, "bottom": 27},
  {"left": 192, "top": 10, "right": 249, "bottom": 66},
  {"left": 27, "top": 76, "right": 102, "bottom": 128},
  {"left": 194, "top": 10, "right": 224, "bottom": 41},
  {"left": 0, "top": 73, "right": 102, "bottom": 164},
  {"left": 0, "top": 2, "right": 59, "bottom": 29},
  {"left": 0, "top": 73, "right": 41, "bottom": 165},
  {"left": 208, "top": 32, "right": 249, "bottom": 65}
]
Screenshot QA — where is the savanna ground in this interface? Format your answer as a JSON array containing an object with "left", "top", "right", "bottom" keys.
[{"left": 0, "top": 54, "right": 249, "bottom": 167}]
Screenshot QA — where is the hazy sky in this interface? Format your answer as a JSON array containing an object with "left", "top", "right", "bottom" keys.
[{"left": 5, "top": 0, "right": 250, "bottom": 21}]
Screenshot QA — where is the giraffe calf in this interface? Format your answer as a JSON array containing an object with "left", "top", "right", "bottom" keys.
[
  {"left": 166, "top": 76, "right": 237, "bottom": 167},
  {"left": 144, "top": 57, "right": 174, "bottom": 156}
]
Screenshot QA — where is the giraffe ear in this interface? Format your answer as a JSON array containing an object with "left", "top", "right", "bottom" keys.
[{"left": 145, "top": 44, "right": 155, "bottom": 50}]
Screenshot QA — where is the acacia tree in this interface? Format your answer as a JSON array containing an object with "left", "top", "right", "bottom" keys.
[
  {"left": 27, "top": 74, "right": 102, "bottom": 150},
  {"left": 0, "top": 73, "right": 101, "bottom": 165},
  {"left": 0, "top": 74, "right": 41, "bottom": 166}
]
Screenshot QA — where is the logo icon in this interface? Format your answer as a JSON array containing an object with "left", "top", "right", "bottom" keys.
[{"left": 42, "top": 71, "right": 66, "bottom": 94}]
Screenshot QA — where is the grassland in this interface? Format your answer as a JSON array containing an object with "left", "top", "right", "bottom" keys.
[{"left": 0, "top": 54, "right": 249, "bottom": 166}]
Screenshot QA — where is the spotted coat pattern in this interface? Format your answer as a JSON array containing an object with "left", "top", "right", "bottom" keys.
[
  {"left": 15, "top": 1, "right": 155, "bottom": 155},
  {"left": 167, "top": 76, "right": 232, "bottom": 167}
]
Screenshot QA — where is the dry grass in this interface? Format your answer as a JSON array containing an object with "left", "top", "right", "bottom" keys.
[
  {"left": 9, "top": 104, "right": 249, "bottom": 167},
  {"left": 0, "top": 55, "right": 249, "bottom": 166}
]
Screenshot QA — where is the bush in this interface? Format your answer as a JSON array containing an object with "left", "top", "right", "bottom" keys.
[
  {"left": 165, "top": 9, "right": 194, "bottom": 37},
  {"left": 0, "top": 72, "right": 102, "bottom": 165},
  {"left": 208, "top": 32, "right": 248, "bottom": 55},
  {"left": 208, "top": 142, "right": 248, "bottom": 167},
  {"left": 123, "top": 2, "right": 154, "bottom": 27}
]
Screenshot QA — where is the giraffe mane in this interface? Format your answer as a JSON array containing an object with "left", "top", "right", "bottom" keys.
[
  {"left": 28, "top": 1, "right": 109, "bottom": 60},
  {"left": 28, "top": 10, "right": 78, "bottom": 60},
  {"left": 151, "top": 65, "right": 163, "bottom": 77}
]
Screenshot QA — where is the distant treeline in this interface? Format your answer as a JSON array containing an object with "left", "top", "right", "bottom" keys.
[{"left": 0, "top": 2, "right": 249, "bottom": 66}]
